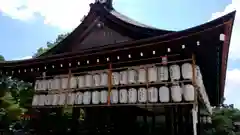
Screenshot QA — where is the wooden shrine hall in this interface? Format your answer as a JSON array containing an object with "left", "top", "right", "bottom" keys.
[{"left": 0, "top": 0, "right": 236, "bottom": 135}]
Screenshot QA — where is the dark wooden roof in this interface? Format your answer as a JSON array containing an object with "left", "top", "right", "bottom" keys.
[
  {"left": 37, "top": 2, "right": 174, "bottom": 57},
  {"left": 0, "top": 0, "right": 236, "bottom": 106}
]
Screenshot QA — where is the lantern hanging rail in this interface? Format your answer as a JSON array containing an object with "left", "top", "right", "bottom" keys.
[
  {"left": 33, "top": 80, "right": 193, "bottom": 94},
  {"left": 31, "top": 102, "right": 196, "bottom": 108},
  {"left": 34, "top": 57, "right": 192, "bottom": 79}
]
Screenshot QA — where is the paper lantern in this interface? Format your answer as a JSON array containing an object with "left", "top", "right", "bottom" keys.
[
  {"left": 100, "top": 72, "right": 108, "bottom": 86},
  {"left": 112, "top": 72, "right": 120, "bottom": 85},
  {"left": 100, "top": 90, "right": 108, "bottom": 104},
  {"left": 159, "top": 86, "right": 170, "bottom": 102},
  {"left": 181, "top": 63, "right": 193, "bottom": 80},
  {"left": 78, "top": 76, "right": 85, "bottom": 88},
  {"left": 148, "top": 67, "right": 157, "bottom": 83},
  {"left": 70, "top": 77, "right": 77, "bottom": 89},
  {"left": 120, "top": 71, "right": 128, "bottom": 85},
  {"left": 207, "top": 116, "right": 212, "bottom": 123},
  {"left": 40, "top": 80, "right": 48, "bottom": 91},
  {"left": 148, "top": 87, "right": 158, "bottom": 103},
  {"left": 32, "top": 95, "right": 39, "bottom": 106},
  {"left": 83, "top": 91, "right": 91, "bottom": 105},
  {"left": 52, "top": 78, "right": 60, "bottom": 90},
  {"left": 128, "top": 88, "right": 137, "bottom": 103},
  {"left": 138, "top": 68, "right": 147, "bottom": 83},
  {"left": 58, "top": 93, "right": 66, "bottom": 105},
  {"left": 183, "top": 84, "right": 195, "bottom": 101},
  {"left": 52, "top": 94, "right": 59, "bottom": 105},
  {"left": 75, "top": 92, "right": 83, "bottom": 105},
  {"left": 47, "top": 79, "right": 53, "bottom": 90},
  {"left": 67, "top": 93, "right": 75, "bottom": 105},
  {"left": 111, "top": 89, "right": 119, "bottom": 104},
  {"left": 119, "top": 89, "right": 128, "bottom": 103},
  {"left": 157, "top": 66, "right": 169, "bottom": 81},
  {"left": 92, "top": 91, "right": 100, "bottom": 104},
  {"left": 93, "top": 74, "right": 101, "bottom": 87},
  {"left": 61, "top": 77, "right": 68, "bottom": 89},
  {"left": 128, "top": 69, "right": 137, "bottom": 84},
  {"left": 169, "top": 65, "right": 181, "bottom": 81},
  {"left": 34, "top": 80, "right": 40, "bottom": 91},
  {"left": 85, "top": 74, "right": 93, "bottom": 87},
  {"left": 171, "top": 85, "right": 182, "bottom": 102},
  {"left": 39, "top": 95, "right": 45, "bottom": 106},
  {"left": 138, "top": 88, "right": 147, "bottom": 103}
]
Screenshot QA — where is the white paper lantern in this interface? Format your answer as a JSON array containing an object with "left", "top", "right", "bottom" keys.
[
  {"left": 148, "top": 67, "right": 158, "bottom": 83},
  {"left": 128, "top": 88, "right": 137, "bottom": 103},
  {"left": 207, "top": 116, "right": 212, "bottom": 123},
  {"left": 111, "top": 89, "right": 118, "bottom": 104},
  {"left": 32, "top": 95, "right": 39, "bottom": 106},
  {"left": 61, "top": 77, "right": 68, "bottom": 89},
  {"left": 157, "top": 66, "right": 169, "bottom": 81},
  {"left": 100, "top": 90, "right": 108, "bottom": 104},
  {"left": 93, "top": 74, "right": 101, "bottom": 87},
  {"left": 100, "top": 72, "right": 108, "bottom": 86},
  {"left": 119, "top": 89, "right": 128, "bottom": 103},
  {"left": 159, "top": 86, "right": 170, "bottom": 102},
  {"left": 119, "top": 71, "right": 128, "bottom": 85},
  {"left": 181, "top": 63, "right": 193, "bottom": 80},
  {"left": 52, "top": 78, "right": 60, "bottom": 90},
  {"left": 34, "top": 80, "right": 40, "bottom": 91},
  {"left": 47, "top": 79, "right": 53, "bottom": 90},
  {"left": 169, "top": 65, "right": 181, "bottom": 81},
  {"left": 67, "top": 93, "right": 75, "bottom": 105},
  {"left": 47, "top": 94, "right": 54, "bottom": 105},
  {"left": 138, "top": 88, "right": 147, "bottom": 103},
  {"left": 52, "top": 94, "right": 59, "bottom": 105},
  {"left": 128, "top": 69, "right": 137, "bottom": 84},
  {"left": 77, "top": 76, "right": 85, "bottom": 88},
  {"left": 58, "top": 93, "right": 66, "bottom": 105},
  {"left": 75, "top": 92, "right": 83, "bottom": 104},
  {"left": 171, "top": 85, "right": 182, "bottom": 102},
  {"left": 83, "top": 91, "right": 91, "bottom": 105},
  {"left": 112, "top": 72, "right": 120, "bottom": 85},
  {"left": 92, "top": 91, "right": 100, "bottom": 104},
  {"left": 85, "top": 74, "right": 93, "bottom": 87},
  {"left": 203, "top": 116, "right": 207, "bottom": 124},
  {"left": 40, "top": 80, "right": 48, "bottom": 91},
  {"left": 138, "top": 68, "right": 147, "bottom": 83},
  {"left": 148, "top": 87, "right": 158, "bottom": 103},
  {"left": 70, "top": 77, "right": 77, "bottom": 89},
  {"left": 183, "top": 84, "right": 195, "bottom": 101},
  {"left": 39, "top": 95, "right": 45, "bottom": 106}
]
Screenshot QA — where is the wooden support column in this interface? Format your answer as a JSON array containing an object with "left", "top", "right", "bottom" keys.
[{"left": 107, "top": 63, "right": 113, "bottom": 106}]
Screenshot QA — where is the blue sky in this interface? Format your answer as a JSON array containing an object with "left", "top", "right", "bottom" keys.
[{"left": 0, "top": 0, "right": 239, "bottom": 107}]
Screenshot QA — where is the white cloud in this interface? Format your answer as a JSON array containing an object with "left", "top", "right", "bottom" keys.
[
  {"left": 211, "top": 0, "right": 240, "bottom": 60},
  {"left": 225, "top": 69, "right": 240, "bottom": 108},
  {"left": 0, "top": 0, "right": 94, "bottom": 30},
  {"left": 11, "top": 55, "right": 32, "bottom": 60}
]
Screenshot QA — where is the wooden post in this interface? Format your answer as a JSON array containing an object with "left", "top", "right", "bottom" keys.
[
  {"left": 107, "top": 63, "right": 112, "bottom": 106},
  {"left": 64, "top": 69, "right": 72, "bottom": 107}
]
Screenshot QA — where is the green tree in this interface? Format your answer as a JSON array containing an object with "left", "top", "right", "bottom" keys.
[{"left": 34, "top": 33, "right": 69, "bottom": 57}]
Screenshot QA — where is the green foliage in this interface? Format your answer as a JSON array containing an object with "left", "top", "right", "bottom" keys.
[
  {"left": 34, "top": 33, "right": 69, "bottom": 57},
  {"left": 0, "top": 55, "right": 4, "bottom": 61}
]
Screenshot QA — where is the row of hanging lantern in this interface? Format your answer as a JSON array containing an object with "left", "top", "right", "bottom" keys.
[
  {"left": 34, "top": 62, "right": 200, "bottom": 91},
  {"left": 32, "top": 84, "right": 196, "bottom": 106},
  {"left": 200, "top": 116, "right": 212, "bottom": 124}
]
